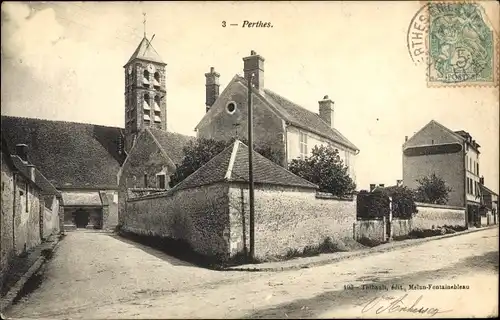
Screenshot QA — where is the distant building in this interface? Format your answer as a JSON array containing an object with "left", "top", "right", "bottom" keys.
[
  {"left": 402, "top": 120, "right": 484, "bottom": 226},
  {"left": 195, "top": 50, "right": 359, "bottom": 183}
]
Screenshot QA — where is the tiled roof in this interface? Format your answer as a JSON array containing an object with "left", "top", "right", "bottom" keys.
[
  {"left": 1, "top": 116, "right": 124, "bottom": 189},
  {"left": 261, "top": 88, "right": 359, "bottom": 152},
  {"left": 10, "top": 155, "right": 60, "bottom": 196},
  {"left": 125, "top": 37, "right": 165, "bottom": 65},
  {"left": 229, "top": 76, "right": 358, "bottom": 151},
  {"left": 147, "top": 128, "right": 196, "bottom": 165},
  {"left": 61, "top": 191, "right": 102, "bottom": 207},
  {"left": 173, "top": 140, "right": 318, "bottom": 191}
]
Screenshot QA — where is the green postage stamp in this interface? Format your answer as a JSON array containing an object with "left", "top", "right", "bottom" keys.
[{"left": 427, "top": 2, "right": 498, "bottom": 86}]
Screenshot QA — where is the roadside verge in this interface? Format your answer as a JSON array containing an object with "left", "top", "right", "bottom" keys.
[
  {"left": 226, "top": 225, "right": 498, "bottom": 272},
  {"left": 0, "top": 234, "right": 62, "bottom": 313}
]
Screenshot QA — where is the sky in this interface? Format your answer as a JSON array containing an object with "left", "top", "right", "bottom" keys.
[{"left": 1, "top": 1, "right": 498, "bottom": 193}]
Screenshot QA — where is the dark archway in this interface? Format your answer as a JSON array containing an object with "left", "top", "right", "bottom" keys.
[{"left": 75, "top": 210, "right": 89, "bottom": 228}]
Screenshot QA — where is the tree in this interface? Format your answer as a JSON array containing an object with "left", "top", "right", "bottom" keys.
[
  {"left": 414, "top": 173, "right": 453, "bottom": 205},
  {"left": 169, "top": 137, "right": 284, "bottom": 187},
  {"left": 288, "top": 145, "right": 356, "bottom": 197}
]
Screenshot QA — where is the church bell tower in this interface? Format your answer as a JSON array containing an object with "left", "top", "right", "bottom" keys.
[{"left": 123, "top": 27, "right": 167, "bottom": 153}]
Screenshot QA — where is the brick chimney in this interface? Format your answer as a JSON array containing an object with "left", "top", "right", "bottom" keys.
[
  {"left": 16, "top": 144, "right": 29, "bottom": 163},
  {"left": 369, "top": 184, "right": 376, "bottom": 192},
  {"left": 397, "top": 179, "right": 403, "bottom": 187},
  {"left": 243, "top": 50, "right": 264, "bottom": 90},
  {"left": 205, "top": 67, "right": 220, "bottom": 113},
  {"left": 318, "top": 95, "right": 334, "bottom": 127}
]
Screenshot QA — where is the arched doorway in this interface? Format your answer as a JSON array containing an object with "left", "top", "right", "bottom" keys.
[{"left": 74, "top": 210, "right": 89, "bottom": 228}]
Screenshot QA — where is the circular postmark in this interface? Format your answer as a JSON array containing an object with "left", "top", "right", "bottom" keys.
[{"left": 407, "top": 2, "right": 493, "bottom": 84}]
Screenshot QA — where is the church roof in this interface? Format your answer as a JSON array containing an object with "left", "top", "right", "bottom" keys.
[
  {"left": 172, "top": 140, "right": 318, "bottom": 192},
  {"left": 125, "top": 37, "right": 165, "bottom": 66},
  {"left": 1, "top": 116, "right": 125, "bottom": 189},
  {"left": 147, "top": 128, "right": 195, "bottom": 165}
]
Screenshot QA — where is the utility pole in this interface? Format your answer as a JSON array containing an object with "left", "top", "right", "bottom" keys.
[{"left": 247, "top": 73, "right": 255, "bottom": 261}]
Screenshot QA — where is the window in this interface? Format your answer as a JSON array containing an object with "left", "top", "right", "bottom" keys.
[
  {"left": 144, "top": 174, "right": 148, "bottom": 188},
  {"left": 467, "top": 178, "right": 470, "bottom": 194},
  {"left": 153, "top": 72, "right": 160, "bottom": 88},
  {"left": 299, "top": 132, "right": 308, "bottom": 159},
  {"left": 469, "top": 158, "right": 472, "bottom": 171},
  {"left": 476, "top": 163, "right": 479, "bottom": 176},
  {"left": 157, "top": 174, "right": 166, "bottom": 189},
  {"left": 143, "top": 70, "right": 150, "bottom": 87}
]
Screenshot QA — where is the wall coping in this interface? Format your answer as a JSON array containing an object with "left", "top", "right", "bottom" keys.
[
  {"left": 315, "top": 192, "right": 355, "bottom": 201},
  {"left": 415, "top": 202, "right": 465, "bottom": 211}
]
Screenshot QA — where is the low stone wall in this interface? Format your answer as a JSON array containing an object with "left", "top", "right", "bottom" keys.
[
  {"left": 353, "top": 220, "right": 385, "bottom": 242},
  {"left": 392, "top": 218, "right": 412, "bottom": 238},
  {"left": 413, "top": 202, "right": 466, "bottom": 229},
  {"left": 228, "top": 185, "right": 357, "bottom": 259},
  {"left": 123, "top": 183, "right": 230, "bottom": 259}
]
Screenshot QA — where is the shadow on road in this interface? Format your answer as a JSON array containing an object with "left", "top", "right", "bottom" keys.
[
  {"left": 107, "top": 233, "right": 199, "bottom": 268},
  {"left": 244, "top": 250, "right": 499, "bottom": 319}
]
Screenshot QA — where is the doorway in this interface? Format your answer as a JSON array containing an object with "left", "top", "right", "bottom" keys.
[{"left": 74, "top": 210, "right": 89, "bottom": 228}]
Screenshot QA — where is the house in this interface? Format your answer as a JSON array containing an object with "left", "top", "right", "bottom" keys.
[
  {"left": 122, "top": 140, "right": 358, "bottom": 261},
  {"left": 402, "top": 120, "right": 483, "bottom": 226},
  {"left": 117, "top": 127, "right": 194, "bottom": 222},
  {"left": 479, "top": 180, "right": 498, "bottom": 225},
  {"left": 195, "top": 50, "right": 359, "bottom": 183},
  {"left": 1, "top": 33, "right": 186, "bottom": 231},
  {"left": 1, "top": 138, "right": 60, "bottom": 289},
  {"left": 1, "top": 116, "right": 124, "bottom": 230}
]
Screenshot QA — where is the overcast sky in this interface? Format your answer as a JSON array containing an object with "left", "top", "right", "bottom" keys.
[{"left": 1, "top": 1, "right": 498, "bottom": 192}]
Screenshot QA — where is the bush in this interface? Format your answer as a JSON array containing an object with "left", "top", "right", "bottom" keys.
[{"left": 356, "top": 237, "right": 383, "bottom": 248}]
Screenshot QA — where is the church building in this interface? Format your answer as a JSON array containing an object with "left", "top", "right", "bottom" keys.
[{"left": 1, "top": 32, "right": 193, "bottom": 231}]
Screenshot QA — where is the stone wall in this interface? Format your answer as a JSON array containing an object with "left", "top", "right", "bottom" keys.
[
  {"left": 353, "top": 220, "right": 385, "bottom": 242},
  {"left": 413, "top": 202, "right": 466, "bottom": 229},
  {"left": 14, "top": 175, "right": 41, "bottom": 254},
  {"left": 1, "top": 153, "right": 15, "bottom": 279},
  {"left": 123, "top": 183, "right": 230, "bottom": 259},
  {"left": 392, "top": 218, "right": 412, "bottom": 238},
  {"left": 102, "top": 190, "right": 118, "bottom": 229},
  {"left": 41, "top": 195, "right": 60, "bottom": 239},
  {"left": 228, "top": 184, "right": 357, "bottom": 259}
]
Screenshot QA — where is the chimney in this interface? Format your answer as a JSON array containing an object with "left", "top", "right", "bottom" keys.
[
  {"left": 318, "top": 95, "right": 334, "bottom": 127},
  {"left": 205, "top": 67, "right": 220, "bottom": 113},
  {"left": 369, "top": 184, "right": 376, "bottom": 192},
  {"left": 480, "top": 176, "right": 484, "bottom": 185},
  {"left": 243, "top": 50, "right": 265, "bottom": 90},
  {"left": 405, "top": 136, "right": 408, "bottom": 142},
  {"left": 379, "top": 184, "right": 385, "bottom": 188},
  {"left": 397, "top": 179, "right": 403, "bottom": 187},
  {"left": 16, "top": 144, "right": 29, "bottom": 163},
  {"left": 26, "top": 164, "right": 36, "bottom": 182}
]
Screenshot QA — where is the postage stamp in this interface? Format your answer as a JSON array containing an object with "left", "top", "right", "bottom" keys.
[{"left": 408, "top": 1, "right": 498, "bottom": 87}]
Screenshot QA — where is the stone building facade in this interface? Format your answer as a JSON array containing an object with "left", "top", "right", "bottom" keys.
[
  {"left": 195, "top": 51, "right": 359, "bottom": 183},
  {"left": 402, "top": 120, "right": 483, "bottom": 226}
]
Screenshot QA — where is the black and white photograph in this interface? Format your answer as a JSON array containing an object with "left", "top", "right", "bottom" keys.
[{"left": 0, "top": 1, "right": 498, "bottom": 318}]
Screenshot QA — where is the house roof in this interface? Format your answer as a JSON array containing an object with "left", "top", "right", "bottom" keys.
[
  {"left": 196, "top": 75, "right": 358, "bottom": 152},
  {"left": 125, "top": 37, "right": 165, "bottom": 66},
  {"left": 147, "top": 128, "right": 196, "bottom": 165},
  {"left": 61, "top": 191, "right": 103, "bottom": 207},
  {"left": 172, "top": 140, "right": 318, "bottom": 192},
  {"left": 9, "top": 155, "right": 60, "bottom": 196},
  {"left": 480, "top": 184, "right": 498, "bottom": 197},
  {"left": 1, "top": 116, "right": 125, "bottom": 189},
  {"left": 261, "top": 87, "right": 359, "bottom": 151}
]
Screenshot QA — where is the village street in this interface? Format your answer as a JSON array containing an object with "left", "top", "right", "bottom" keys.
[{"left": 4, "top": 227, "right": 498, "bottom": 319}]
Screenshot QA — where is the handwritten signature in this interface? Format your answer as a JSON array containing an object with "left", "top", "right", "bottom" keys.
[{"left": 361, "top": 294, "right": 452, "bottom": 317}]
